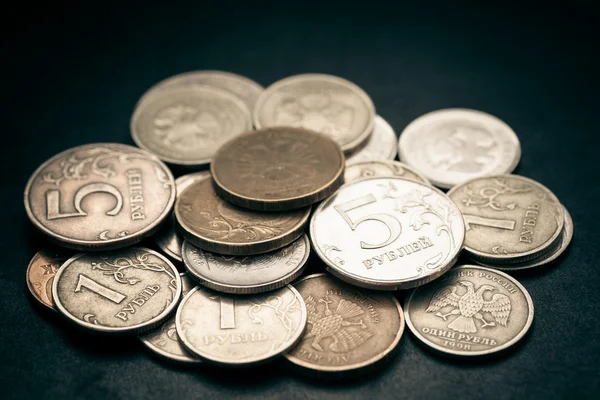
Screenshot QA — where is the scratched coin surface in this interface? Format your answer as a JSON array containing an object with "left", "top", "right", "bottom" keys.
[
  {"left": 476, "top": 205, "right": 573, "bottom": 271},
  {"left": 175, "top": 175, "right": 310, "bottom": 255},
  {"left": 448, "top": 175, "right": 564, "bottom": 263},
  {"left": 181, "top": 235, "right": 310, "bottom": 294},
  {"left": 53, "top": 247, "right": 182, "bottom": 334},
  {"left": 211, "top": 127, "right": 344, "bottom": 211},
  {"left": 404, "top": 264, "right": 534, "bottom": 357},
  {"left": 398, "top": 109, "right": 521, "bottom": 189},
  {"left": 346, "top": 116, "right": 397, "bottom": 164},
  {"left": 176, "top": 284, "right": 307, "bottom": 366},
  {"left": 284, "top": 273, "right": 404, "bottom": 375},
  {"left": 344, "top": 160, "right": 430, "bottom": 186},
  {"left": 139, "top": 273, "right": 200, "bottom": 363},
  {"left": 155, "top": 172, "right": 210, "bottom": 262},
  {"left": 310, "top": 177, "right": 465, "bottom": 290},
  {"left": 24, "top": 143, "right": 175, "bottom": 251},
  {"left": 253, "top": 74, "right": 375, "bottom": 152},
  {"left": 137, "top": 70, "right": 264, "bottom": 111},
  {"left": 131, "top": 85, "right": 252, "bottom": 167},
  {"left": 26, "top": 249, "right": 70, "bottom": 310}
]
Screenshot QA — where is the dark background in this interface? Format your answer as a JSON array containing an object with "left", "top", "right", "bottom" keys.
[{"left": 2, "top": 1, "right": 598, "bottom": 399}]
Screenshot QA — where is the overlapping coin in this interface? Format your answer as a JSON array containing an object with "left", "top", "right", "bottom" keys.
[
  {"left": 448, "top": 175, "right": 564, "bottom": 263},
  {"left": 284, "top": 273, "right": 404, "bottom": 376},
  {"left": 398, "top": 108, "right": 521, "bottom": 189},
  {"left": 181, "top": 235, "right": 310, "bottom": 294},
  {"left": 211, "top": 127, "right": 345, "bottom": 211},
  {"left": 404, "top": 265, "right": 534, "bottom": 357},
  {"left": 345, "top": 115, "right": 398, "bottom": 164},
  {"left": 175, "top": 174, "right": 310, "bottom": 255},
  {"left": 26, "top": 249, "right": 70, "bottom": 310},
  {"left": 311, "top": 177, "right": 465, "bottom": 290},
  {"left": 131, "top": 85, "right": 252, "bottom": 168},
  {"left": 253, "top": 73, "right": 375, "bottom": 152},
  {"left": 176, "top": 284, "right": 307, "bottom": 366},
  {"left": 53, "top": 247, "right": 182, "bottom": 334},
  {"left": 344, "top": 160, "right": 430, "bottom": 185},
  {"left": 24, "top": 143, "right": 176, "bottom": 251}
]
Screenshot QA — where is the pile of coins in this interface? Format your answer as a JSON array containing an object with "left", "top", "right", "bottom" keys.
[{"left": 24, "top": 71, "right": 572, "bottom": 374}]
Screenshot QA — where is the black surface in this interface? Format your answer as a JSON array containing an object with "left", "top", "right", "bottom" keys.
[{"left": 2, "top": 2, "right": 599, "bottom": 399}]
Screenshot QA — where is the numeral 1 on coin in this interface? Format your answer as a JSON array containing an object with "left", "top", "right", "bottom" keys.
[
  {"left": 463, "top": 214, "right": 515, "bottom": 231},
  {"left": 75, "top": 274, "right": 126, "bottom": 304},
  {"left": 218, "top": 298, "right": 236, "bottom": 329},
  {"left": 334, "top": 194, "right": 401, "bottom": 249}
]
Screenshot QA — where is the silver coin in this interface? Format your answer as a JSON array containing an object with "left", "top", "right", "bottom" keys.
[
  {"left": 139, "top": 273, "right": 200, "bottom": 363},
  {"left": 181, "top": 235, "right": 310, "bottom": 294},
  {"left": 344, "top": 160, "right": 431, "bottom": 186},
  {"left": 24, "top": 143, "right": 175, "bottom": 251},
  {"left": 154, "top": 172, "right": 210, "bottom": 262},
  {"left": 404, "top": 264, "right": 534, "bottom": 357},
  {"left": 310, "top": 177, "right": 465, "bottom": 290},
  {"left": 398, "top": 108, "right": 521, "bottom": 189},
  {"left": 53, "top": 247, "right": 182, "bottom": 334},
  {"left": 346, "top": 115, "right": 397, "bottom": 164},
  {"left": 253, "top": 74, "right": 375, "bottom": 152},
  {"left": 476, "top": 205, "right": 573, "bottom": 271},
  {"left": 448, "top": 175, "right": 564, "bottom": 263},
  {"left": 176, "top": 284, "right": 307, "bottom": 366},
  {"left": 131, "top": 85, "right": 252, "bottom": 167},
  {"left": 284, "top": 273, "right": 404, "bottom": 375},
  {"left": 137, "top": 70, "right": 264, "bottom": 111}
]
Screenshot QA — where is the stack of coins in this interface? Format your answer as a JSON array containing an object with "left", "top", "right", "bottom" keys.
[{"left": 24, "top": 70, "right": 572, "bottom": 373}]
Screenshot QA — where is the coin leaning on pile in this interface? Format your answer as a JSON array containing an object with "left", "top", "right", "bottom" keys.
[{"left": 23, "top": 70, "right": 572, "bottom": 373}]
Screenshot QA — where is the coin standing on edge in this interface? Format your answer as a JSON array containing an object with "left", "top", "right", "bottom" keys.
[
  {"left": 253, "top": 73, "right": 375, "bottom": 152},
  {"left": 310, "top": 177, "right": 465, "bottom": 290},
  {"left": 344, "top": 160, "right": 430, "bottom": 186},
  {"left": 284, "top": 273, "right": 404, "bottom": 376},
  {"left": 404, "top": 265, "right": 534, "bottom": 357},
  {"left": 131, "top": 85, "right": 252, "bottom": 168},
  {"left": 26, "top": 249, "right": 70, "bottom": 310},
  {"left": 398, "top": 108, "right": 521, "bottom": 189},
  {"left": 346, "top": 115, "right": 398, "bottom": 164},
  {"left": 211, "top": 127, "right": 344, "bottom": 211},
  {"left": 139, "top": 273, "right": 200, "bottom": 364},
  {"left": 53, "top": 247, "right": 182, "bottom": 334},
  {"left": 176, "top": 284, "right": 307, "bottom": 366},
  {"left": 155, "top": 172, "right": 210, "bottom": 262},
  {"left": 136, "top": 70, "right": 264, "bottom": 111},
  {"left": 476, "top": 205, "right": 573, "bottom": 271},
  {"left": 448, "top": 174, "right": 564, "bottom": 263},
  {"left": 181, "top": 234, "right": 310, "bottom": 294},
  {"left": 24, "top": 143, "right": 176, "bottom": 251},
  {"left": 175, "top": 175, "right": 310, "bottom": 255}
]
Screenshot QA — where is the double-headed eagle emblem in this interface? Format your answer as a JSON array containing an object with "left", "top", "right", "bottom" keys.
[
  {"left": 426, "top": 281, "right": 511, "bottom": 333},
  {"left": 304, "top": 296, "right": 374, "bottom": 353}
]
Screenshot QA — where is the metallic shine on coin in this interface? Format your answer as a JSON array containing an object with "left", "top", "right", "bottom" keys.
[
  {"left": 344, "top": 160, "right": 430, "bottom": 186},
  {"left": 253, "top": 73, "right": 375, "bottom": 152},
  {"left": 26, "top": 249, "right": 70, "bottom": 310},
  {"left": 53, "top": 247, "right": 182, "bottom": 334},
  {"left": 404, "top": 264, "right": 534, "bottom": 357},
  {"left": 284, "top": 273, "right": 405, "bottom": 375},
  {"left": 155, "top": 172, "right": 210, "bottom": 262},
  {"left": 175, "top": 175, "right": 310, "bottom": 256},
  {"left": 131, "top": 85, "right": 252, "bottom": 168},
  {"left": 448, "top": 174, "right": 564, "bottom": 263},
  {"left": 138, "top": 273, "right": 201, "bottom": 364},
  {"left": 24, "top": 143, "right": 176, "bottom": 251},
  {"left": 176, "top": 284, "right": 307, "bottom": 366},
  {"left": 181, "top": 235, "right": 310, "bottom": 294},
  {"left": 398, "top": 108, "right": 521, "bottom": 189},
  {"left": 310, "top": 177, "right": 465, "bottom": 290},
  {"left": 345, "top": 115, "right": 398, "bottom": 164},
  {"left": 211, "top": 127, "right": 345, "bottom": 211}
]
